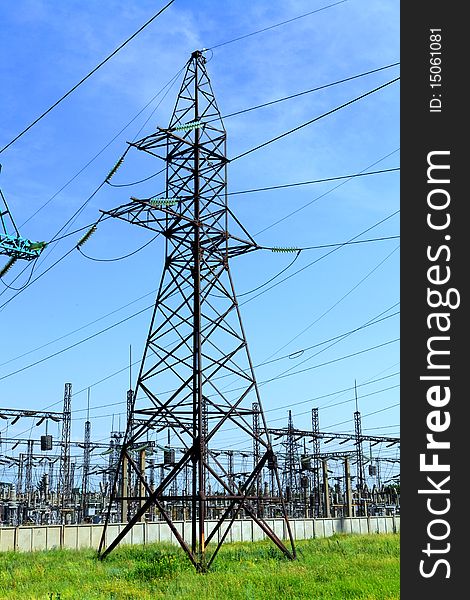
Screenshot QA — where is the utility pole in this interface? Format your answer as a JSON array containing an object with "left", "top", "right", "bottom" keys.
[{"left": 98, "top": 50, "right": 295, "bottom": 571}]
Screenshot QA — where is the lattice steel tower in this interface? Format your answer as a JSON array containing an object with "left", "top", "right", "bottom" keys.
[{"left": 98, "top": 50, "right": 295, "bottom": 571}]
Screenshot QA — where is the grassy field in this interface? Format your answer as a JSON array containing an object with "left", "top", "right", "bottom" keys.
[{"left": 0, "top": 533, "right": 399, "bottom": 600}]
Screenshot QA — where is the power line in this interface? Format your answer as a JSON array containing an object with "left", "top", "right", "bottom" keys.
[
  {"left": 0, "top": 305, "right": 152, "bottom": 382},
  {"left": 230, "top": 77, "right": 400, "bottom": 162},
  {"left": 240, "top": 211, "right": 400, "bottom": 307},
  {"left": 19, "top": 65, "right": 185, "bottom": 228},
  {"left": 2, "top": 61, "right": 184, "bottom": 298},
  {"left": 266, "top": 385, "right": 400, "bottom": 425},
  {"left": 0, "top": 257, "right": 39, "bottom": 291},
  {"left": 69, "top": 372, "right": 399, "bottom": 420},
  {"left": 325, "top": 402, "right": 400, "bottom": 431},
  {"left": 0, "top": 288, "right": 158, "bottom": 368},
  {"left": 263, "top": 246, "right": 400, "bottom": 361},
  {"left": 77, "top": 234, "right": 158, "bottom": 262},
  {"left": 0, "top": 301, "right": 398, "bottom": 424},
  {"left": 269, "top": 301, "right": 399, "bottom": 384},
  {"left": 0, "top": 0, "right": 176, "bottom": 155},
  {"left": 227, "top": 235, "right": 397, "bottom": 300},
  {"left": 228, "top": 167, "right": 399, "bottom": 197},
  {"left": 207, "top": 1, "right": 349, "bottom": 50},
  {"left": 0, "top": 184, "right": 110, "bottom": 311},
  {"left": 0, "top": 246, "right": 76, "bottom": 312},
  {"left": 106, "top": 166, "right": 166, "bottom": 188},
  {"left": 262, "top": 235, "right": 399, "bottom": 252},
  {"left": 1, "top": 73, "right": 397, "bottom": 303},
  {"left": 255, "top": 148, "right": 399, "bottom": 236},
  {"left": 218, "top": 62, "right": 399, "bottom": 122}
]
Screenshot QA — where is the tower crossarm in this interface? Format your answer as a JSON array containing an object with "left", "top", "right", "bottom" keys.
[{"left": 1, "top": 188, "right": 46, "bottom": 260}]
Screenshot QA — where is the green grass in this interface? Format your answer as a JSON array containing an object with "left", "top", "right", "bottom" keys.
[{"left": 0, "top": 533, "right": 399, "bottom": 600}]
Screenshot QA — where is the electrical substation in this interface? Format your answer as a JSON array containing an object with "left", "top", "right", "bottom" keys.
[{"left": 0, "top": 44, "right": 399, "bottom": 571}]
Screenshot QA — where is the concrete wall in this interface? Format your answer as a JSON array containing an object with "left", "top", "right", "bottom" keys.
[{"left": 0, "top": 516, "right": 399, "bottom": 553}]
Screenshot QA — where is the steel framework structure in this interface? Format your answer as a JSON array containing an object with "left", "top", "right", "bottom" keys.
[
  {"left": 58, "top": 383, "right": 72, "bottom": 505},
  {"left": 1, "top": 184, "right": 46, "bottom": 264},
  {"left": 98, "top": 50, "right": 295, "bottom": 571}
]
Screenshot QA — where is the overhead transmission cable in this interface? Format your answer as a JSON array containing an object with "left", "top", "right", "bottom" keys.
[
  {"left": 19, "top": 64, "right": 185, "bottom": 228},
  {"left": 263, "top": 245, "right": 400, "bottom": 362},
  {"left": 216, "top": 62, "right": 399, "bottom": 123},
  {"left": 77, "top": 234, "right": 158, "bottom": 262},
  {"left": 177, "top": 376, "right": 401, "bottom": 447},
  {"left": 206, "top": 0, "right": 349, "bottom": 50},
  {"left": 1, "top": 63, "right": 185, "bottom": 303},
  {"left": 325, "top": 403, "right": 400, "bottom": 431},
  {"left": 228, "top": 167, "right": 399, "bottom": 197},
  {"left": 67, "top": 370, "right": 399, "bottom": 419},
  {"left": 223, "top": 235, "right": 397, "bottom": 300},
  {"left": 1, "top": 145, "right": 131, "bottom": 309},
  {"left": 230, "top": 77, "right": 400, "bottom": 162},
  {"left": 0, "top": 288, "right": 158, "bottom": 368},
  {"left": 0, "top": 305, "right": 152, "bottom": 382},
  {"left": 240, "top": 210, "right": 400, "bottom": 307},
  {"left": 73, "top": 382, "right": 399, "bottom": 425},
  {"left": 0, "top": 246, "right": 77, "bottom": 312},
  {"left": 255, "top": 148, "right": 399, "bottom": 236},
  {"left": 0, "top": 297, "right": 397, "bottom": 404},
  {"left": 0, "top": 0, "right": 176, "bottom": 155},
  {"left": 108, "top": 62, "right": 399, "bottom": 189},
  {"left": 1, "top": 64, "right": 398, "bottom": 296},
  {"left": 261, "top": 235, "right": 398, "bottom": 252}
]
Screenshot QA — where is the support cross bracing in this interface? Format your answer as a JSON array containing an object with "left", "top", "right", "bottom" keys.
[{"left": 98, "top": 50, "right": 295, "bottom": 571}]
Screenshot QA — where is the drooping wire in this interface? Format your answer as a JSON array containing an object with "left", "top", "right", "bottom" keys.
[
  {"left": 266, "top": 248, "right": 400, "bottom": 375},
  {"left": 210, "top": 250, "right": 301, "bottom": 299},
  {"left": 106, "top": 166, "right": 166, "bottom": 188},
  {"left": 77, "top": 234, "right": 158, "bottom": 262},
  {"left": 206, "top": 1, "right": 349, "bottom": 50},
  {"left": 219, "top": 235, "right": 398, "bottom": 300},
  {"left": 1, "top": 175, "right": 116, "bottom": 309},
  {"left": 0, "top": 62, "right": 186, "bottom": 305},
  {"left": 0, "top": 257, "right": 39, "bottom": 291},
  {"left": 240, "top": 210, "right": 400, "bottom": 307},
  {"left": 0, "top": 246, "right": 76, "bottom": 312},
  {"left": 0, "top": 0, "right": 177, "bottom": 155}
]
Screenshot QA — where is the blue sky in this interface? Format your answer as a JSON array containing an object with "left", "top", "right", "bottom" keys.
[{"left": 0, "top": 0, "right": 399, "bottom": 487}]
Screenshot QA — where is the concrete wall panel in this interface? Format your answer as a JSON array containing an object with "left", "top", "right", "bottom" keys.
[
  {"left": 16, "top": 527, "right": 33, "bottom": 552},
  {"left": 31, "top": 527, "right": 47, "bottom": 551},
  {"left": 0, "top": 516, "right": 399, "bottom": 552},
  {"left": 0, "top": 527, "right": 16, "bottom": 551}
]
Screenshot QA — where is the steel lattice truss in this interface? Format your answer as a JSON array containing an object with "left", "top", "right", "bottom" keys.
[{"left": 98, "top": 51, "right": 295, "bottom": 571}]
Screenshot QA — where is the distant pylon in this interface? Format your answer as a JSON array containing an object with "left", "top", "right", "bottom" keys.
[
  {"left": 58, "top": 383, "right": 72, "bottom": 511},
  {"left": 98, "top": 50, "right": 295, "bottom": 571}
]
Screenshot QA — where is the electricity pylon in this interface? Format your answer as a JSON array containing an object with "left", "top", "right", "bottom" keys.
[
  {"left": 1, "top": 172, "right": 46, "bottom": 273},
  {"left": 98, "top": 50, "right": 295, "bottom": 571}
]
